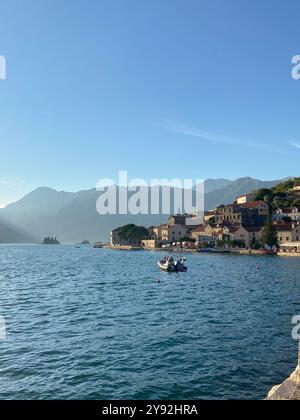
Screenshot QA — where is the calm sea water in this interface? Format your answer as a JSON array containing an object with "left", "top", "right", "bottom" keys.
[{"left": 0, "top": 245, "right": 299, "bottom": 400}]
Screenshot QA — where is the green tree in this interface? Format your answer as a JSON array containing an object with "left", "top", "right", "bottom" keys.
[
  {"left": 207, "top": 216, "right": 216, "bottom": 225},
  {"left": 263, "top": 220, "right": 278, "bottom": 248},
  {"left": 255, "top": 188, "right": 273, "bottom": 202},
  {"left": 180, "top": 237, "right": 196, "bottom": 243},
  {"left": 118, "top": 224, "right": 149, "bottom": 245}
]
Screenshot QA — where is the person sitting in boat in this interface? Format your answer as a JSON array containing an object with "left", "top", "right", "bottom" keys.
[
  {"left": 168, "top": 256, "right": 175, "bottom": 268},
  {"left": 160, "top": 256, "right": 170, "bottom": 267}
]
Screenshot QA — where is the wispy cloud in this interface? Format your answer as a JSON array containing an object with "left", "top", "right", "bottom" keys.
[
  {"left": 0, "top": 176, "right": 25, "bottom": 187},
  {"left": 165, "top": 120, "right": 286, "bottom": 153},
  {"left": 292, "top": 142, "right": 300, "bottom": 150},
  {"left": 0, "top": 177, "right": 26, "bottom": 208}
]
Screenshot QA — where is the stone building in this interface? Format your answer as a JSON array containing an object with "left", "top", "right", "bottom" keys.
[
  {"left": 213, "top": 201, "right": 268, "bottom": 227},
  {"left": 273, "top": 207, "right": 300, "bottom": 223},
  {"left": 275, "top": 223, "right": 293, "bottom": 244},
  {"left": 162, "top": 224, "right": 187, "bottom": 243},
  {"left": 236, "top": 193, "right": 256, "bottom": 205}
]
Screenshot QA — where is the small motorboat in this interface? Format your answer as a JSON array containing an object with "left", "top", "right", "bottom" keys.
[
  {"left": 158, "top": 256, "right": 187, "bottom": 273},
  {"left": 198, "top": 248, "right": 214, "bottom": 253},
  {"left": 93, "top": 242, "right": 103, "bottom": 249}
]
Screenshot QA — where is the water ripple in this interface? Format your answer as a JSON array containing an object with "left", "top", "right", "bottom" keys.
[{"left": 0, "top": 245, "right": 299, "bottom": 400}]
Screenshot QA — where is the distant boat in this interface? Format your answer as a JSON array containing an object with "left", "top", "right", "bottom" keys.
[
  {"left": 198, "top": 248, "right": 214, "bottom": 253},
  {"left": 93, "top": 242, "right": 103, "bottom": 249},
  {"left": 263, "top": 249, "right": 277, "bottom": 255},
  {"left": 42, "top": 237, "right": 60, "bottom": 245},
  {"left": 80, "top": 240, "right": 90, "bottom": 245}
]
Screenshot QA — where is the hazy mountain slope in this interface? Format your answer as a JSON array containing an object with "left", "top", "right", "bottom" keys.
[
  {"left": 204, "top": 177, "right": 283, "bottom": 210},
  {"left": 204, "top": 179, "right": 232, "bottom": 193},
  {"left": 40, "top": 188, "right": 168, "bottom": 242},
  {"left": 0, "top": 188, "right": 168, "bottom": 243},
  {"left": 0, "top": 177, "right": 286, "bottom": 243},
  {"left": 0, "top": 187, "right": 77, "bottom": 243},
  {"left": 0, "top": 219, "right": 37, "bottom": 244},
  {"left": 2, "top": 187, "right": 75, "bottom": 219}
]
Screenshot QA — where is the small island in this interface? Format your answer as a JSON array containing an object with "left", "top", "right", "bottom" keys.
[{"left": 42, "top": 237, "right": 60, "bottom": 245}]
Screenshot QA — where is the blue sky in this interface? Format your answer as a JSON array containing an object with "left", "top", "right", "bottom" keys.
[{"left": 0, "top": 0, "right": 300, "bottom": 206}]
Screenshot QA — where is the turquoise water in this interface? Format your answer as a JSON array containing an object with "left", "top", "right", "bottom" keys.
[{"left": 0, "top": 245, "right": 299, "bottom": 400}]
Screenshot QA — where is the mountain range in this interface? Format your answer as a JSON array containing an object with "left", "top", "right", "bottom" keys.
[{"left": 0, "top": 177, "right": 286, "bottom": 243}]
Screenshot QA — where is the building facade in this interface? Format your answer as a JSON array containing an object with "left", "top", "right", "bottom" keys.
[
  {"left": 245, "top": 226, "right": 264, "bottom": 247},
  {"left": 110, "top": 227, "right": 122, "bottom": 245},
  {"left": 213, "top": 201, "right": 268, "bottom": 227},
  {"left": 168, "top": 215, "right": 186, "bottom": 225},
  {"left": 273, "top": 207, "right": 300, "bottom": 222},
  {"left": 276, "top": 224, "right": 294, "bottom": 245},
  {"left": 236, "top": 193, "right": 256, "bottom": 205},
  {"left": 293, "top": 224, "right": 300, "bottom": 242},
  {"left": 162, "top": 224, "right": 187, "bottom": 243},
  {"left": 192, "top": 225, "right": 223, "bottom": 245}
]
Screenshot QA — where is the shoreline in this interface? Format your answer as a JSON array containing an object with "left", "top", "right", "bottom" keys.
[
  {"left": 277, "top": 252, "right": 300, "bottom": 257},
  {"left": 1, "top": 243, "right": 300, "bottom": 257},
  {"left": 106, "top": 246, "right": 284, "bottom": 256}
]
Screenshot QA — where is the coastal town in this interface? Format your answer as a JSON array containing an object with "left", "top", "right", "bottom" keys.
[{"left": 110, "top": 180, "right": 300, "bottom": 257}]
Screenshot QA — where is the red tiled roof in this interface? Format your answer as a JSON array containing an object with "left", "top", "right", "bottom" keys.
[
  {"left": 275, "top": 223, "right": 292, "bottom": 231},
  {"left": 239, "top": 201, "right": 266, "bottom": 209},
  {"left": 245, "top": 227, "right": 264, "bottom": 232},
  {"left": 213, "top": 230, "right": 223, "bottom": 235},
  {"left": 227, "top": 227, "right": 240, "bottom": 233},
  {"left": 191, "top": 225, "right": 206, "bottom": 233},
  {"left": 275, "top": 207, "right": 293, "bottom": 213}
]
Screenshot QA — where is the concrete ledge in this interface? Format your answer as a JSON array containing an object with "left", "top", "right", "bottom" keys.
[
  {"left": 267, "top": 368, "right": 300, "bottom": 400},
  {"left": 106, "top": 246, "right": 143, "bottom": 251},
  {"left": 267, "top": 343, "right": 300, "bottom": 400}
]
